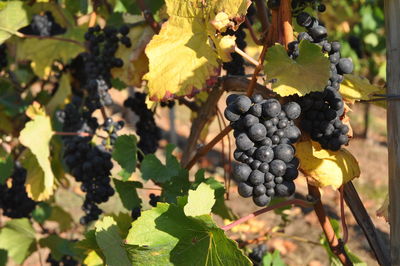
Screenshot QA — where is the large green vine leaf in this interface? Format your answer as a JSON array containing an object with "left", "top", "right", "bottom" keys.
[
  {"left": 0, "top": 1, "right": 29, "bottom": 44},
  {"left": 0, "top": 219, "right": 36, "bottom": 264},
  {"left": 112, "top": 134, "right": 138, "bottom": 180},
  {"left": 144, "top": 0, "right": 249, "bottom": 101},
  {"left": 126, "top": 202, "right": 252, "bottom": 266},
  {"left": 19, "top": 104, "right": 55, "bottom": 200},
  {"left": 264, "top": 40, "right": 330, "bottom": 97},
  {"left": 16, "top": 27, "right": 85, "bottom": 78},
  {"left": 184, "top": 183, "right": 215, "bottom": 217}
]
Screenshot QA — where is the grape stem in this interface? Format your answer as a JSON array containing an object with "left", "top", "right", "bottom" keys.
[
  {"left": 234, "top": 46, "right": 259, "bottom": 66},
  {"left": 339, "top": 185, "right": 349, "bottom": 245},
  {"left": 54, "top": 132, "right": 93, "bottom": 137},
  {"left": 307, "top": 184, "right": 352, "bottom": 266},
  {"left": 254, "top": 0, "right": 270, "bottom": 35},
  {"left": 137, "top": 0, "right": 161, "bottom": 34},
  {"left": 221, "top": 199, "right": 314, "bottom": 231}
]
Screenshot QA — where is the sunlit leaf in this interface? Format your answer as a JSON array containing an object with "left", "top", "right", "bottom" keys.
[
  {"left": 0, "top": 1, "right": 29, "bottom": 44},
  {"left": 339, "top": 74, "right": 383, "bottom": 103},
  {"left": 184, "top": 183, "right": 215, "bottom": 217}
]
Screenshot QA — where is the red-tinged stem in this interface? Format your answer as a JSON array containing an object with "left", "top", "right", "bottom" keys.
[
  {"left": 137, "top": 0, "right": 161, "bottom": 34},
  {"left": 245, "top": 44, "right": 268, "bottom": 97},
  {"left": 339, "top": 185, "right": 349, "bottom": 245},
  {"left": 308, "top": 184, "right": 352, "bottom": 266},
  {"left": 221, "top": 199, "right": 313, "bottom": 231},
  {"left": 54, "top": 132, "right": 93, "bottom": 137}
]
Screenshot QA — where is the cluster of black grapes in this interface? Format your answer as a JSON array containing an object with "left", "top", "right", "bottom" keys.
[
  {"left": 130, "top": 193, "right": 161, "bottom": 221},
  {"left": 102, "top": 117, "right": 124, "bottom": 146},
  {"left": 0, "top": 164, "right": 36, "bottom": 218},
  {"left": 248, "top": 244, "right": 267, "bottom": 266},
  {"left": 289, "top": 11, "right": 353, "bottom": 151},
  {"left": 0, "top": 44, "right": 7, "bottom": 70},
  {"left": 46, "top": 253, "right": 78, "bottom": 266},
  {"left": 124, "top": 92, "right": 161, "bottom": 160},
  {"left": 19, "top": 11, "right": 65, "bottom": 36},
  {"left": 59, "top": 97, "right": 116, "bottom": 225},
  {"left": 78, "top": 25, "right": 130, "bottom": 111},
  {"left": 149, "top": 193, "right": 161, "bottom": 207},
  {"left": 225, "top": 94, "right": 301, "bottom": 207}
]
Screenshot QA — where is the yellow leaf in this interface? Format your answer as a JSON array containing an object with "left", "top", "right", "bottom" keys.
[
  {"left": 376, "top": 194, "right": 389, "bottom": 223},
  {"left": 84, "top": 251, "right": 104, "bottom": 266},
  {"left": 264, "top": 41, "right": 330, "bottom": 97},
  {"left": 26, "top": 101, "right": 46, "bottom": 119},
  {"left": 19, "top": 106, "right": 55, "bottom": 200},
  {"left": 340, "top": 74, "right": 383, "bottom": 103},
  {"left": 211, "top": 12, "right": 231, "bottom": 32},
  {"left": 214, "top": 35, "right": 236, "bottom": 62},
  {"left": 296, "top": 139, "right": 360, "bottom": 189},
  {"left": 111, "top": 25, "right": 153, "bottom": 87}
]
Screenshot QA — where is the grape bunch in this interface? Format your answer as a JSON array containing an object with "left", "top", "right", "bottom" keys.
[
  {"left": 248, "top": 244, "right": 267, "bottom": 266},
  {"left": 124, "top": 92, "right": 161, "bottom": 160},
  {"left": 225, "top": 94, "right": 301, "bottom": 207},
  {"left": 0, "top": 164, "right": 36, "bottom": 218},
  {"left": 19, "top": 11, "right": 66, "bottom": 36},
  {"left": 59, "top": 97, "right": 115, "bottom": 225},
  {"left": 289, "top": 11, "right": 353, "bottom": 151},
  {"left": 0, "top": 44, "right": 8, "bottom": 70},
  {"left": 46, "top": 253, "right": 78, "bottom": 266},
  {"left": 102, "top": 117, "right": 125, "bottom": 146},
  {"left": 222, "top": 24, "right": 246, "bottom": 76},
  {"left": 149, "top": 193, "right": 161, "bottom": 207}
]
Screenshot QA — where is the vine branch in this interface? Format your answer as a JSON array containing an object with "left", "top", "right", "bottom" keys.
[
  {"left": 307, "top": 184, "right": 352, "bottom": 266},
  {"left": 137, "top": 0, "right": 161, "bottom": 33}
]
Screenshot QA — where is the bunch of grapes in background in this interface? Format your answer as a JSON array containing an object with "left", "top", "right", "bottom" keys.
[
  {"left": 225, "top": 94, "right": 301, "bottom": 206},
  {"left": 19, "top": 11, "right": 66, "bottom": 36}
]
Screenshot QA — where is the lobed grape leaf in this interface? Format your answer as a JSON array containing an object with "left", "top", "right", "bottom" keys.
[
  {"left": 113, "top": 179, "right": 142, "bottom": 211},
  {"left": 126, "top": 203, "right": 252, "bottom": 266},
  {"left": 143, "top": 0, "right": 249, "bottom": 101},
  {"left": 16, "top": 27, "right": 85, "bottom": 78},
  {"left": 339, "top": 74, "right": 383, "bottom": 103},
  {"left": 111, "top": 24, "right": 153, "bottom": 87},
  {"left": 296, "top": 139, "right": 360, "bottom": 189},
  {"left": 264, "top": 40, "right": 330, "bottom": 97},
  {"left": 112, "top": 135, "right": 137, "bottom": 180},
  {"left": 184, "top": 183, "right": 215, "bottom": 217},
  {"left": 19, "top": 104, "right": 55, "bottom": 200},
  {"left": 46, "top": 74, "right": 71, "bottom": 114},
  {"left": 0, "top": 219, "right": 36, "bottom": 264},
  {"left": 0, "top": 1, "right": 29, "bottom": 44},
  {"left": 0, "top": 154, "right": 13, "bottom": 184},
  {"left": 95, "top": 217, "right": 131, "bottom": 266}
]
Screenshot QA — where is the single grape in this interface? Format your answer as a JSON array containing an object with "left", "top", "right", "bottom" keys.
[
  {"left": 283, "top": 102, "right": 301, "bottom": 120},
  {"left": 236, "top": 133, "right": 254, "bottom": 151},
  {"left": 249, "top": 170, "right": 265, "bottom": 186},
  {"left": 231, "top": 95, "right": 252, "bottom": 114},
  {"left": 232, "top": 163, "right": 252, "bottom": 182},
  {"left": 255, "top": 146, "right": 274, "bottom": 163},
  {"left": 248, "top": 123, "right": 267, "bottom": 142},
  {"left": 262, "top": 99, "right": 281, "bottom": 118},
  {"left": 253, "top": 194, "right": 271, "bottom": 207},
  {"left": 270, "top": 159, "right": 287, "bottom": 176},
  {"left": 238, "top": 182, "right": 253, "bottom": 197},
  {"left": 275, "top": 181, "right": 295, "bottom": 197},
  {"left": 273, "top": 144, "right": 295, "bottom": 162}
]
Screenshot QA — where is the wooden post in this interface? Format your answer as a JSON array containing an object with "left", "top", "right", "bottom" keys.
[{"left": 384, "top": 0, "right": 400, "bottom": 264}]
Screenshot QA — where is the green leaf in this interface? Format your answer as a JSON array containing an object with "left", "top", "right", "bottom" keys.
[
  {"left": 48, "top": 205, "right": 74, "bottom": 232},
  {"left": 141, "top": 144, "right": 183, "bottom": 183},
  {"left": 112, "top": 135, "right": 137, "bottom": 180},
  {"left": 264, "top": 40, "right": 330, "bottom": 97},
  {"left": 125, "top": 244, "right": 171, "bottom": 265},
  {"left": 110, "top": 212, "right": 133, "bottom": 239},
  {"left": 16, "top": 27, "right": 85, "bottom": 78},
  {"left": 126, "top": 203, "right": 252, "bottom": 266},
  {"left": 184, "top": 183, "right": 215, "bottom": 217},
  {"left": 0, "top": 249, "right": 7, "bottom": 266},
  {"left": 32, "top": 202, "right": 52, "bottom": 224},
  {"left": 95, "top": 217, "right": 131, "bottom": 266},
  {"left": 111, "top": 78, "right": 127, "bottom": 90},
  {"left": 46, "top": 74, "right": 71, "bottom": 114},
  {"left": 39, "top": 235, "right": 80, "bottom": 261},
  {"left": 0, "top": 219, "right": 36, "bottom": 264},
  {"left": 0, "top": 1, "right": 29, "bottom": 44},
  {"left": 113, "top": 178, "right": 142, "bottom": 210},
  {"left": 19, "top": 108, "right": 55, "bottom": 201},
  {"left": 0, "top": 155, "right": 13, "bottom": 184}
]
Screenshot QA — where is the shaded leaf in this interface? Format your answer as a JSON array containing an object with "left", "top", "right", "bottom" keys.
[
  {"left": 113, "top": 178, "right": 142, "bottom": 211},
  {"left": 112, "top": 135, "right": 137, "bottom": 180},
  {"left": 0, "top": 155, "right": 13, "bottom": 184},
  {"left": 46, "top": 74, "right": 71, "bottom": 114},
  {"left": 296, "top": 139, "right": 360, "bottom": 189},
  {"left": 32, "top": 202, "right": 52, "bottom": 224},
  {"left": 48, "top": 205, "right": 74, "bottom": 232},
  {"left": 95, "top": 217, "right": 131, "bottom": 266},
  {"left": 339, "top": 74, "right": 383, "bottom": 103},
  {"left": 39, "top": 235, "right": 80, "bottom": 261},
  {"left": 264, "top": 40, "right": 330, "bottom": 97}
]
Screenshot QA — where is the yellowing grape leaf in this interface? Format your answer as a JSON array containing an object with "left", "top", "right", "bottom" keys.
[
  {"left": 0, "top": 1, "right": 29, "bottom": 44},
  {"left": 17, "top": 27, "right": 85, "bottom": 78},
  {"left": 144, "top": 0, "right": 249, "bottom": 101},
  {"left": 214, "top": 35, "right": 236, "bottom": 62},
  {"left": 46, "top": 74, "right": 71, "bottom": 114},
  {"left": 211, "top": 12, "right": 231, "bottom": 32},
  {"left": 376, "top": 194, "right": 389, "bottom": 223},
  {"left": 296, "top": 139, "right": 360, "bottom": 189},
  {"left": 26, "top": 101, "right": 47, "bottom": 118},
  {"left": 184, "top": 183, "right": 215, "bottom": 217},
  {"left": 340, "top": 74, "right": 383, "bottom": 103},
  {"left": 264, "top": 40, "right": 330, "bottom": 97},
  {"left": 111, "top": 25, "right": 153, "bottom": 87},
  {"left": 19, "top": 105, "right": 55, "bottom": 200}
]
